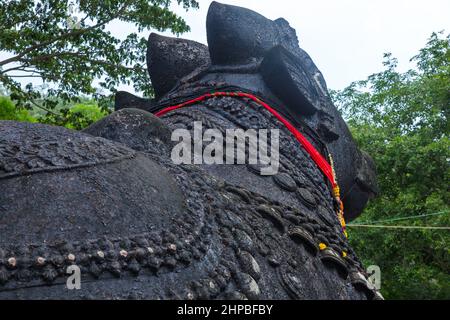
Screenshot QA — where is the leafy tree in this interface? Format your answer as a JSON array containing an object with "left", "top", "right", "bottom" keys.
[
  {"left": 0, "top": 95, "right": 107, "bottom": 129},
  {"left": 58, "top": 102, "right": 107, "bottom": 130},
  {"left": 0, "top": 95, "right": 36, "bottom": 122},
  {"left": 332, "top": 31, "right": 449, "bottom": 299},
  {"left": 0, "top": 0, "right": 198, "bottom": 120}
]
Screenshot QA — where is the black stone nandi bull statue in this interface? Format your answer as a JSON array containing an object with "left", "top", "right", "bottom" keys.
[{"left": 0, "top": 2, "right": 381, "bottom": 299}]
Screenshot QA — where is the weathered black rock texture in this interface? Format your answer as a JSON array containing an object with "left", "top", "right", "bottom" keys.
[
  {"left": 83, "top": 108, "right": 172, "bottom": 150},
  {"left": 147, "top": 33, "right": 211, "bottom": 98},
  {"left": 114, "top": 91, "right": 154, "bottom": 112},
  {"left": 0, "top": 2, "right": 381, "bottom": 299}
]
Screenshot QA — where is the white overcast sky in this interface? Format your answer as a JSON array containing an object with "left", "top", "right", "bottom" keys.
[{"left": 2, "top": 0, "right": 449, "bottom": 93}]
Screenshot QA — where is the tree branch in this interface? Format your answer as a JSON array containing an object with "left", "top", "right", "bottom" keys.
[
  {"left": 0, "top": 74, "right": 62, "bottom": 117},
  {"left": 87, "top": 58, "right": 146, "bottom": 72},
  {"left": 0, "top": 65, "right": 29, "bottom": 74},
  {"left": 0, "top": 2, "right": 131, "bottom": 67},
  {"left": 28, "top": 99, "right": 62, "bottom": 118},
  {"left": 8, "top": 75, "right": 43, "bottom": 78},
  {"left": 18, "top": 51, "right": 91, "bottom": 63}
]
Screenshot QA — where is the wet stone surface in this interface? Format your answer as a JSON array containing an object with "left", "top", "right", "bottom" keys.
[
  {"left": 0, "top": 2, "right": 380, "bottom": 300},
  {"left": 273, "top": 173, "right": 298, "bottom": 192}
]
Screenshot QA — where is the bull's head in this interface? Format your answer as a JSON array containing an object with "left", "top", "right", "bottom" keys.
[{"left": 118, "top": 1, "right": 378, "bottom": 221}]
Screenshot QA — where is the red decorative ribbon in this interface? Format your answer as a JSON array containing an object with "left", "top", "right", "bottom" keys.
[{"left": 155, "top": 91, "right": 337, "bottom": 188}]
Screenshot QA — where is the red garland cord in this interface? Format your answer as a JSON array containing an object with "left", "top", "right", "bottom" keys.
[
  {"left": 155, "top": 91, "right": 348, "bottom": 237},
  {"left": 155, "top": 91, "right": 337, "bottom": 188}
]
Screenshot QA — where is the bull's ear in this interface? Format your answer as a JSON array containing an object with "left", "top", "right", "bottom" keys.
[
  {"left": 114, "top": 91, "right": 154, "bottom": 112},
  {"left": 206, "top": 1, "right": 279, "bottom": 65},
  {"left": 146, "top": 33, "right": 210, "bottom": 99},
  {"left": 260, "top": 45, "right": 321, "bottom": 116},
  {"left": 343, "top": 151, "right": 379, "bottom": 221}
]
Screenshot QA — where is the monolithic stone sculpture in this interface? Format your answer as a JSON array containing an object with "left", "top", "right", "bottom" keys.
[{"left": 0, "top": 2, "right": 380, "bottom": 299}]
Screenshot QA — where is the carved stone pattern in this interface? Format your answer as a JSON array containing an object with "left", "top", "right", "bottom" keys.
[{"left": 0, "top": 136, "right": 135, "bottom": 180}]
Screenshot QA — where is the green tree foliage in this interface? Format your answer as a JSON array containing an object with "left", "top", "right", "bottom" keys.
[
  {"left": 0, "top": 95, "right": 106, "bottom": 129},
  {"left": 332, "top": 32, "right": 449, "bottom": 299},
  {"left": 53, "top": 102, "right": 107, "bottom": 130},
  {"left": 0, "top": 0, "right": 198, "bottom": 118},
  {"left": 0, "top": 95, "right": 36, "bottom": 122}
]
